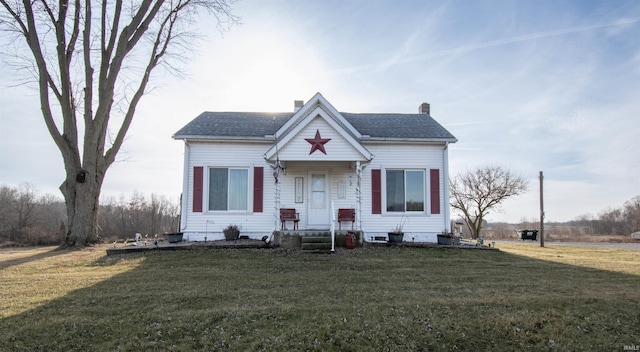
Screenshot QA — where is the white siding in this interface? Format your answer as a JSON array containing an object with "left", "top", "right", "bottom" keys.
[
  {"left": 182, "top": 142, "right": 274, "bottom": 241},
  {"left": 359, "top": 142, "right": 449, "bottom": 242},
  {"left": 180, "top": 140, "right": 451, "bottom": 243}
]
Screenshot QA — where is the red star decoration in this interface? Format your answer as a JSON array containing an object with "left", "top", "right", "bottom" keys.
[{"left": 305, "top": 129, "right": 331, "bottom": 155}]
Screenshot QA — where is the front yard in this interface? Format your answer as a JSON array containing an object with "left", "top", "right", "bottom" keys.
[{"left": 1, "top": 244, "right": 638, "bottom": 351}]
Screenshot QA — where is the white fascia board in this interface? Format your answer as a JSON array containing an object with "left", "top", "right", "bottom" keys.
[
  {"left": 173, "top": 136, "right": 272, "bottom": 143},
  {"left": 361, "top": 137, "right": 458, "bottom": 144}
]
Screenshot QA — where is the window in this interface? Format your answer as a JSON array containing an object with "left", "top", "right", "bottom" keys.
[
  {"left": 209, "top": 168, "right": 248, "bottom": 211},
  {"left": 386, "top": 170, "right": 424, "bottom": 212}
]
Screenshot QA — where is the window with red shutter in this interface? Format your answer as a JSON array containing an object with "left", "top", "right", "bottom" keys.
[
  {"left": 372, "top": 169, "right": 381, "bottom": 214},
  {"left": 430, "top": 169, "right": 440, "bottom": 214},
  {"left": 193, "top": 166, "right": 203, "bottom": 213},
  {"left": 253, "top": 167, "right": 263, "bottom": 212}
]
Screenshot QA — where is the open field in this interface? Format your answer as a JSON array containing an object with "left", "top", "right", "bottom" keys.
[
  {"left": 484, "top": 233, "right": 637, "bottom": 243},
  {"left": 493, "top": 240, "right": 640, "bottom": 250},
  {"left": 1, "top": 244, "right": 639, "bottom": 351}
]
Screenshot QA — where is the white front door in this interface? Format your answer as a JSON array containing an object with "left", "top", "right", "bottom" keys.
[{"left": 307, "top": 171, "right": 330, "bottom": 228}]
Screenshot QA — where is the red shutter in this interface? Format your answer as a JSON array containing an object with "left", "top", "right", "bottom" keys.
[
  {"left": 253, "top": 167, "right": 264, "bottom": 213},
  {"left": 430, "top": 169, "right": 440, "bottom": 214},
  {"left": 372, "top": 169, "right": 381, "bottom": 214},
  {"left": 193, "top": 166, "right": 203, "bottom": 213}
]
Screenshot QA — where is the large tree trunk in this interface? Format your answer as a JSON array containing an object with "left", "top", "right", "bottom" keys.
[
  {"left": 62, "top": 183, "right": 100, "bottom": 246},
  {"left": 467, "top": 216, "right": 483, "bottom": 239},
  {"left": 60, "top": 155, "right": 106, "bottom": 247}
]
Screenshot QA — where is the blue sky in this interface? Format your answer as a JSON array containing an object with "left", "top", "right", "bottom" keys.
[{"left": 1, "top": 0, "right": 639, "bottom": 223}]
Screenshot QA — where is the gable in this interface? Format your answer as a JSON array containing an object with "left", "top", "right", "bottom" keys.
[
  {"left": 263, "top": 94, "right": 373, "bottom": 161},
  {"left": 274, "top": 92, "right": 363, "bottom": 141},
  {"left": 276, "top": 116, "right": 369, "bottom": 161}
]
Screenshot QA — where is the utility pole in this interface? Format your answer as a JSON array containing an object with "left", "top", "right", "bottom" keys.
[{"left": 539, "top": 171, "right": 545, "bottom": 247}]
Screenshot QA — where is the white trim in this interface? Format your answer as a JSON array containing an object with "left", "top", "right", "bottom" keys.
[
  {"left": 443, "top": 143, "right": 451, "bottom": 232},
  {"left": 180, "top": 141, "right": 190, "bottom": 231}
]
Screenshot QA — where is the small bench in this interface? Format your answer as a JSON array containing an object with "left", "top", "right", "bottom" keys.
[
  {"left": 338, "top": 208, "right": 355, "bottom": 230},
  {"left": 280, "top": 208, "right": 300, "bottom": 230}
]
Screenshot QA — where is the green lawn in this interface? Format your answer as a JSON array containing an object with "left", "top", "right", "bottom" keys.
[{"left": 1, "top": 244, "right": 639, "bottom": 351}]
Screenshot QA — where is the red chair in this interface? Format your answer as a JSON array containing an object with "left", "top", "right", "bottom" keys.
[
  {"left": 338, "top": 208, "right": 355, "bottom": 230},
  {"left": 280, "top": 208, "right": 300, "bottom": 230}
]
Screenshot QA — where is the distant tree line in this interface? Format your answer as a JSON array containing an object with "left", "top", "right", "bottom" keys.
[
  {"left": 0, "top": 184, "right": 65, "bottom": 246},
  {"left": 0, "top": 184, "right": 179, "bottom": 246},
  {"left": 481, "top": 195, "right": 640, "bottom": 240},
  {"left": 569, "top": 195, "right": 640, "bottom": 236},
  {"left": 98, "top": 191, "right": 180, "bottom": 241}
]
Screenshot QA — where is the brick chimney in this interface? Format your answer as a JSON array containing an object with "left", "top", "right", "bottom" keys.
[
  {"left": 419, "top": 102, "right": 430, "bottom": 114},
  {"left": 294, "top": 100, "right": 304, "bottom": 112}
]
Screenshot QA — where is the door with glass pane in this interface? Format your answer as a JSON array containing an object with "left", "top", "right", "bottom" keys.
[{"left": 307, "top": 172, "right": 329, "bottom": 228}]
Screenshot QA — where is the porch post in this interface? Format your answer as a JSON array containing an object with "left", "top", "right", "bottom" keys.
[
  {"left": 356, "top": 161, "right": 362, "bottom": 234},
  {"left": 443, "top": 143, "right": 451, "bottom": 233},
  {"left": 275, "top": 177, "right": 281, "bottom": 231}
]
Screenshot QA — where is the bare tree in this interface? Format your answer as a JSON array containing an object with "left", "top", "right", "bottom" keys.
[
  {"left": 450, "top": 165, "right": 528, "bottom": 239},
  {"left": 0, "top": 1, "right": 238, "bottom": 246},
  {"left": 32, "top": 193, "right": 67, "bottom": 244},
  {"left": 14, "top": 183, "right": 38, "bottom": 234},
  {"left": 0, "top": 185, "right": 18, "bottom": 242},
  {"left": 96, "top": 192, "right": 179, "bottom": 241},
  {"left": 621, "top": 196, "right": 640, "bottom": 235}
]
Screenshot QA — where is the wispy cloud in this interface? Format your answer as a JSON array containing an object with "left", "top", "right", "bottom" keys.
[{"left": 326, "top": 16, "right": 640, "bottom": 76}]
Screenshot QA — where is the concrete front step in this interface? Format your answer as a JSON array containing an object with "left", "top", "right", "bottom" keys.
[
  {"left": 301, "top": 235, "right": 332, "bottom": 252},
  {"left": 302, "top": 236, "right": 332, "bottom": 243},
  {"left": 301, "top": 242, "right": 333, "bottom": 251},
  {"left": 276, "top": 231, "right": 361, "bottom": 251}
]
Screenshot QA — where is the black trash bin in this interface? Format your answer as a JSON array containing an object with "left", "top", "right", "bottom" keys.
[{"left": 518, "top": 229, "right": 538, "bottom": 241}]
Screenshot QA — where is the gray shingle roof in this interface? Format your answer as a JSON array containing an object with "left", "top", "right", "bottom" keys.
[
  {"left": 173, "top": 111, "right": 456, "bottom": 141},
  {"left": 173, "top": 112, "right": 292, "bottom": 138},
  {"left": 341, "top": 112, "right": 456, "bottom": 140}
]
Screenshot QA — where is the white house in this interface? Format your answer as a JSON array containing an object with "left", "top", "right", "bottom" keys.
[{"left": 173, "top": 93, "right": 457, "bottom": 243}]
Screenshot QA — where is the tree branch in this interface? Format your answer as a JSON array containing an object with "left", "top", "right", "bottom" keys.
[
  {"left": 104, "top": 1, "right": 183, "bottom": 166},
  {"left": 92, "top": 0, "right": 159, "bottom": 155},
  {"left": 450, "top": 165, "right": 528, "bottom": 238},
  {"left": 98, "top": 0, "right": 121, "bottom": 104},
  {"left": 83, "top": 0, "right": 93, "bottom": 127},
  {"left": 5, "top": 1, "right": 70, "bottom": 158}
]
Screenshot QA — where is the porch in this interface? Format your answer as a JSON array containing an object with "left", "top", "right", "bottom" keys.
[{"left": 271, "top": 160, "right": 364, "bottom": 234}]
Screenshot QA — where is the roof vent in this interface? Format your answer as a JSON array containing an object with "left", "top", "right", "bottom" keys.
[
  {"left": 294, "top": 100, "right": 304, "bottom": 112},
  {"left": 419, "top": 102, "right": 430, "bottom": 114}
]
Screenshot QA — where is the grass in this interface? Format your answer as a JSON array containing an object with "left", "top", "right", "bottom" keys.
[{"left": 1, "top": 244, "right": 639, "bottom": 351}]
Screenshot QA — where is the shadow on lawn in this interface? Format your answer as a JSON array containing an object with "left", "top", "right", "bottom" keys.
[
  {"left": 0, "top": 246, "right": 68, "bottom": 270},
  {"left": 1, "top": 246, "right": 639, "bottom": 351}
]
